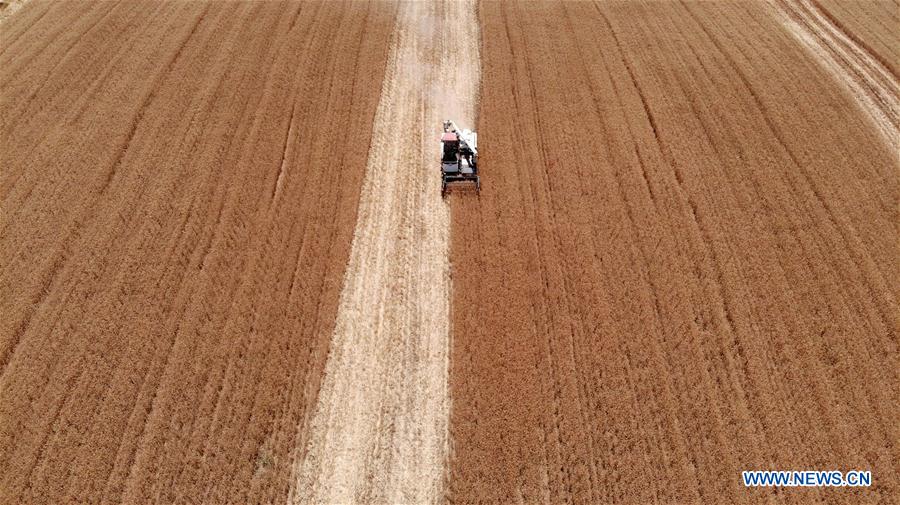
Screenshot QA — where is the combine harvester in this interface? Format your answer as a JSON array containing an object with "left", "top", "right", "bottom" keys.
[{"left": 440, "top": 119, "right": 479, "bottom": 196}]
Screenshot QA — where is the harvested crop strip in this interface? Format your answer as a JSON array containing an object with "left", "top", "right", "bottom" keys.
[{"left": 290, "top": 1, "right": 479, "bottom": 503}]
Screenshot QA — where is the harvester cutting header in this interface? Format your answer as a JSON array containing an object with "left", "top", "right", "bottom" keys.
[{"left": 440, "top": 119, "right": 479, "bottom": 196}]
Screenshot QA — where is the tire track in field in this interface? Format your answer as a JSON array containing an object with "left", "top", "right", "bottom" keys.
[
  {"left": 1, "top": 2, "right": 396, "bottom": 502},
  {"left": 450, "top": 1, "right": 898, "bottom": 502},
  {"left": 770, "top": 0, "right": 900, "bottom": 147},
  {"left": 814, "top": 0, "right": 900, "bottom": 79},
  {"left": 290, "top": 1, "right": 478, "bottom": 503}
]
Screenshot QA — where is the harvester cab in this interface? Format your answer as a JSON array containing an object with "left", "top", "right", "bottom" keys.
[{"left": 440, "top": 119, "right": 479, "bottom": 197}]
